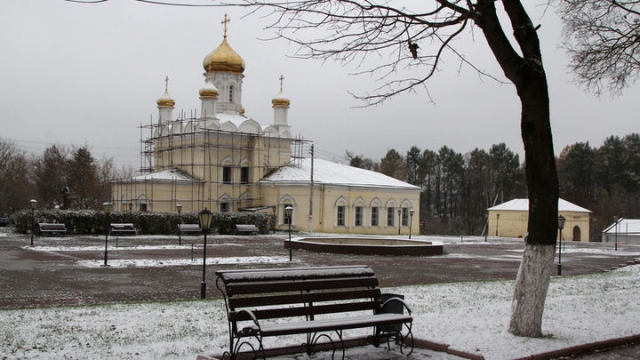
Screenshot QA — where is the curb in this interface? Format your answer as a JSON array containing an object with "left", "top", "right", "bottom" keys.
[{"left": 515, "top": 333, "right": 640, "bottom": 360}]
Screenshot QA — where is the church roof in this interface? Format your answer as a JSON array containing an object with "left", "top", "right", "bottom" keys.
[
  {"left": 259, "top": 158, "right": 421, "bottom": 191},
  {"left": 488, "top": 198, "right": 591, "bottom": 213},
  {"left": 602, "top": 219, "right": 640, "bottom": 234},
  {"left": 129, "top": 169, "right": 198, "bottom": 184}
]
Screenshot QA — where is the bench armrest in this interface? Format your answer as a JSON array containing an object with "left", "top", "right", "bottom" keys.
[
  {"left": 232, "top": 309, "right": 262, "bottom": 336},
  {"left": 380, "top": 296, "right": 413, "bottom": 315}
]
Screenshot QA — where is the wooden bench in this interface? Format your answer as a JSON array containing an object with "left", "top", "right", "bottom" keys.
[
  {"left": 109, "top": 223, "right": 137, "bottom": 236},
  {"left": 37, "top": 223, "right": 67, "bottom": 236},
  {"left": 177, "top": 223, "right": 201, "bottom": 235},
  {"left": 235, "top": 224, "right": 259, "bottom": 235},
  {"left": 215, "top": 265, "right": 413, "bottom": 359}
]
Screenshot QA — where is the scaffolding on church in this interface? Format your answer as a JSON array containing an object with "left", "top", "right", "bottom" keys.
[{"left": 112, "top": 113, "right": 310, "bottom": 214}]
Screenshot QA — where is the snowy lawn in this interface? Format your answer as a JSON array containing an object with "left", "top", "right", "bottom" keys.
[{"left": 1, "top": 264, "right": 639, "bottom": 359}]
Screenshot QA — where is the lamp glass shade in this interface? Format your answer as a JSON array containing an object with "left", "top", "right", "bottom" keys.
[
  {"left": 30, "top": 199, "right": 37, "bottom": 209},
  {"left": 284, "top": 205, "right": 293, "bottom": 218},
  {"left": 409, "top": 208, "right": 415, "bottom": 216},
  {"left": 103, "top": 202, "right": 112, "bottom": 214},
  {"left": 558, "top": 215, "right": 566, "bottom": 230},
  {"left": 199, "top": 208, "right": 213, "bottom": 230},
  {"left": 176, "top": 203, "right": 183, "bottom": 213}
]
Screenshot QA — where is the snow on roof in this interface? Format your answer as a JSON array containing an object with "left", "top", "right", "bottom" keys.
[
  {"left": 488, "top": 198, "right": 591, "bottom": 213},
  {"left": 130, "top": 169, "right": 197, "bottom": 183},
  {"left": 602, "top": 219, "right": 640, "bottom": 234},
  {"left": 259, "top": 158, "right": 421, "bottom": 191},
  {"left": 216, "top": 113, "right": 266, "bottom": 130}
]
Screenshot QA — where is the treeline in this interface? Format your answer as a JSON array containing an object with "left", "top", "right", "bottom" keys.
[
  {"left": 348, "top": 133, "right": 640, "bottom": 239},
  {"left": 0, "top": 139, "right": 123, "bottom": 215}
]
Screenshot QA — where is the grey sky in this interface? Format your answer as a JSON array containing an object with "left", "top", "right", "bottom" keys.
[{"left": 1, "top": 0, "right": 638, "bottom": 169}]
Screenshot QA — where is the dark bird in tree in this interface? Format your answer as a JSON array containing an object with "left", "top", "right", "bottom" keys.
[{"left": 407, "top": 40, "right": 419, "bottom": 59}]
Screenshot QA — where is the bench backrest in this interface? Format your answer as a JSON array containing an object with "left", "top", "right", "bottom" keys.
[
  {"left": 110, "top": 223, "right": 135, "bottom": 229},
  {"left": 38, "top": 223, "right": 66, "bottom": 229},
  {"left": 178, "top": 224, "right": 201, "bottom": 231},
  {"left": 216, "top": 266, "right": 382, "bottom": 323}
]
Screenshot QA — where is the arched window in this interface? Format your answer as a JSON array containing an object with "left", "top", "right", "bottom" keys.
[
  {"left": 335, "top": 197, "right": 349, "bottom": 227},
  {"left": 229, "top": 85, "right": 234, "bottom": 102}
]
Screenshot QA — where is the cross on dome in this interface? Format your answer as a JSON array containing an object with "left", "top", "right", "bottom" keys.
[
  {"left": 222, "top": 14, "right": 230, "bottom": 38},
  {"left": 279, "top": 75, "right": 284, "bottom": 91},
  {"left": 164, "top": 76, "right": 169, "bottom": 92}
]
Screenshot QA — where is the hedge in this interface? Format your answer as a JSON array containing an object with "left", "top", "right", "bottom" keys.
[{"left": 13, "top": 209, "right": 275, "bottom": 235}]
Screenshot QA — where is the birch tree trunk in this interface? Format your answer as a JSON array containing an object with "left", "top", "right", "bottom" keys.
[{"left": 476, "top": 0, "right": 560, "bottom": 337}]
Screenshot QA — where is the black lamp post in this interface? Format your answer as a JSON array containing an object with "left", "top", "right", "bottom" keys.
[
  {"left": 558, "top": 215, "right": 566, "bottom": 276},
  {"left": 30, "top": 199, "right": 37, "bottom": 247},
  {"left": 409, "top": 208, "right": 414, "bottom": 239},
  {"left": 103, "top": 202, "right": 112, "bottom": 267},
  {"left": 285, "top": 205, "right": 293, "bottom": 261},
  {"left": 176, "top": 203, "right": 183, "bottom": 246},
  {"left": 496, "top": 213, "right": 500, "bottom": 237},
  {"left": 484, "top": 210, "right": 488, "bottom": 242},
  {"left": 397, "top": 209, "right": 402, "bottom": 235},
  {"left": 614, "top": 216, "right": 619, "bottom": 251},
  {"left": 199, "top": 207, "right": 213, "bottom": 299}
]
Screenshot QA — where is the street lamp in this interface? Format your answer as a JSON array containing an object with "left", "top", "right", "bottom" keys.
[
  {"left": 558, "top": 215, "right": 566, "bottom": 276},
  {"left": 176, "top": 203, "right": 183, "bottom": 246},
  {"left": 397, "top": 209, "right": 402, "bottom": 235},
  {"left": 409, "top": 208, "right": 415, "bottom": 239},
  {"left": 495, "top": 213, "right": 500, "bottom": 237},
  {"left": 103, "top": 202, "right": 112, "bottom": 267},
  {"left": 198, "top": 207, "right": 213, "bottom": 299},
  {"left": 484, "top": 210, "right": 488, "bottom": 242},
  {"left": 614, "top": 216, "right": 619, "bottom": 251},
  {"left": 30, "top": 199, "right": 37, "bottom": 246},
  {"left": 285, "top": 205, "right": 293, "bottom": 261}
]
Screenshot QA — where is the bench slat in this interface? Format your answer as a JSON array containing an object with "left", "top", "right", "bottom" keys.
[
  {"left": 241, "top": 313, "right": 412, "bottom": 337},
  {"left": 229, "top": 288, "right": 381, "bottom": 309},
  {"left": 233, "top": 300, "right": 380, "bottom": 322},
  {"left": 217, "top": 265, "right": 374, "bottom": 283},
  {"left": 226, "top": 277, "right": 379, "bottom": 296}
]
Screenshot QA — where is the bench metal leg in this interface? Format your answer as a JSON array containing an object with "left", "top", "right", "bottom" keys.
[{"left": 375, "top": 322, "right": 414, "bottom": 356}]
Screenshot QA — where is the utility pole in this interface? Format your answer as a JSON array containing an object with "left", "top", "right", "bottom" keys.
[{"left": 309, "top": 144, "right": 314, "bottom": 233}]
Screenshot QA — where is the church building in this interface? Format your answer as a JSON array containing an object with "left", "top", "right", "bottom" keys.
[{"left": 111, "top": 16, "right": 421, "bottom": 235}]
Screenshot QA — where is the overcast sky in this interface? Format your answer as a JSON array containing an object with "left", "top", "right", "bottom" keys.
[{"left": 1, "top": 0, "right": 638, "bottom": 169}]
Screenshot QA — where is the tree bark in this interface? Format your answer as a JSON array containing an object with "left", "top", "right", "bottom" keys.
[{"left": 475, "top": 0, "right": 559, "bottom": 337}]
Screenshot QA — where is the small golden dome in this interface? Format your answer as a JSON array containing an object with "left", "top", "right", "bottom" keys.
[
  {"left": 157, "top": 76, "right": 175, "bottom": 107},
  {"left": 272, "top": 95, "right": 290, "bottom": 107},
  {"left": 272, "top": 75, "right": 290, "bottom": 107},
  {"left": 203, "top": 37, "right": 245, "bottom": 74},
  {"left": 199, "top": 80, "right": 219, "bottom": 98},
  {"left": 157, "top": 92, "right": 175, "bottom": 107}
]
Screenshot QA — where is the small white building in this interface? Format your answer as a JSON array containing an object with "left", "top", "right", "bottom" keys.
[
  {"left": 487, "top": 198, "right": 592, "bottom": 241},
  {"left": 602, "top": 219, "right": 640, "bottom": 245}
]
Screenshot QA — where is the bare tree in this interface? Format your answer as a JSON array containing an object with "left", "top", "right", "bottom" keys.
[
  {"left": 230, "top": 0, "right": 559, "bottom": 337},
  {"left": 559, "top": 0, "right": 640, "bottom": 95},
  {"left": 0, "top": 138, "right": 33, "bottom": 215}
]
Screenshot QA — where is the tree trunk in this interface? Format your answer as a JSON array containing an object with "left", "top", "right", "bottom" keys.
[
  {"left": 476, "top": 0, "right": 559, "bottom": 337},
  {"left": 509, "top": 243, "right": 555, "bottom": 336}
]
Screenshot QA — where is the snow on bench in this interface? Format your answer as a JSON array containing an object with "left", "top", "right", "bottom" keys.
[
  {"left": 234, "top": 224, "right": 259, "bottom": 235},
  {"left": 37, "top": 223, "right": 67, "bottom": 236},
  {"left": 213, "top": 265, "right": 413, "bottom": 359},
  {"left": 177, "top": 224, "right": 201, "bottom": 235},
  {"left": 109, "top": 223, "right": 137, "bottom": 235}
]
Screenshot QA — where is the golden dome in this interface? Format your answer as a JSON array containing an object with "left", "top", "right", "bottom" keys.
[
  {"left": 157, "top": 76, "right": 175, "bottom": 107},
  {"left": 157, "top": 92, "right": 175, "bottom": 107},
  {"left": 272, "top": 75, "right": 290, "bottom": 107},
  {"left": 199, "top": 80, "right": 219, "bottom": 98},
  {"left": 203, "top": 37, "right": 245, "bottom": 74},
  {"left": 272, "top": 94, "right": 290, "bottom": 107}
]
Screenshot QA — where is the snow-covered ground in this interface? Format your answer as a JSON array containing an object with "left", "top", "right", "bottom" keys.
[{"left": 1, "top": 253, "right": 639, "bottom": 359}]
